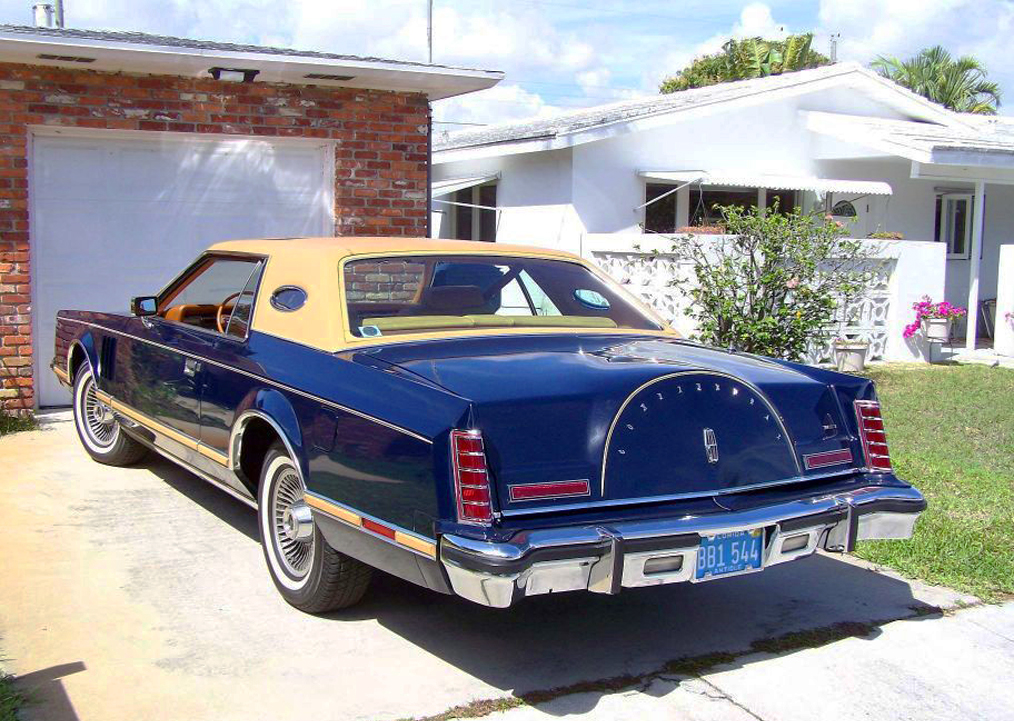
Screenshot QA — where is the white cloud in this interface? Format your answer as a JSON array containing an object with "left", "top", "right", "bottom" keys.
[
  {"left": 433, "top": 83, "right": 565, "bottom": 126},
  {"left": 642, "top": 2, "right": 791, "bottom": 91},
  {"left": 817, "top": 0, "right": 1014, "bottom": 113}
]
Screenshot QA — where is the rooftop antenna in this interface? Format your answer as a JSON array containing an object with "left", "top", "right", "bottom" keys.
[
  {"left": 32, "top": 0, "right": 63, "bottom": 27},
  {"left": 427, "top": 0, "right": 433, "bottom": 63},
  {"left": 830, "top": 33, "right": 840, "bottom": 63}
]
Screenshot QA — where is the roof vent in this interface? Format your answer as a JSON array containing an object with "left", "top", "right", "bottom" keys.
[
  {"left": 304, "top": 73, "right": 355, "bottom": 81},
  {"left": 37, "top": 53, "right": 96, "bottom": 63}
]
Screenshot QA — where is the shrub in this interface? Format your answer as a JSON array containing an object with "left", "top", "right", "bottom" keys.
[
  {"left": 0, "top": 411, "right": 36, "bottom": 436},
  {"left": 667, "top": 202, "right": 871, "bottom": 360}
]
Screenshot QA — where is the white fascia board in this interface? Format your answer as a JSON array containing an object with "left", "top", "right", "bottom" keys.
[
  {"left": 0, "top": 30, "right": 503, "bottom": 100},
  {"left": 433, "top": 136, "right": 561, "bottom": 163},
  {"left": 439, "top": 66, "right": 949, "bottom": 161},
  {"left": 929, "top": 148, "right": 1014, "bottom": 169},
  {"left": 802, "top": 111, "right": 933, "bottom": 163},
  {"left": 912, "top": 161, "right": 1014, "bottom": 185}
]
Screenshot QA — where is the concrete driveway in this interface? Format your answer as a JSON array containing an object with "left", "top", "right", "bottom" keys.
[{"left": 0, "top": 415, "right": 1010, "bottom": 721}]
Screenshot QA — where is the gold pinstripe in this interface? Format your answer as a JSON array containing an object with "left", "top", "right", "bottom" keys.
[{"left": 304, "top": 494, "right": 438, "bottom": 560}]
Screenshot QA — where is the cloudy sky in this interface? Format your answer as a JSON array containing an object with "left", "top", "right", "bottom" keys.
[{"left": 1, "top": 0, "right": 1012, "bottom": 125}]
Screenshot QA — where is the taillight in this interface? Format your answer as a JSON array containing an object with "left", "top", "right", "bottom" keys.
[
  {"left": 451, "top": 429, "right": 493, "bottom": 524},
  {"left": 854, "top": 400, "right": 892, "bottom": 472}
]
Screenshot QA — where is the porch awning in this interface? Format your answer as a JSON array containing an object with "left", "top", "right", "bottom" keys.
[
  {"left": 638, "top": 170, "right": 893, "bottom": 196},
  {"left": 431, "top": 173, "right": 500, "bottom": 198}
]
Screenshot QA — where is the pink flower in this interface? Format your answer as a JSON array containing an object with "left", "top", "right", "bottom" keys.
[
  {"left": 786, "top": 277, "right": 800, "bottom": 289},
  {"left": 903, "top": 296, "right": 967, "bottom": 339}
]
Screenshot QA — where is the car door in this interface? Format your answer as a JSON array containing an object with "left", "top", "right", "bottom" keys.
[
  {"left": 196, "top": 260, "right": 267, "bottom": 460},
  {"left": 115, "top": 255, "right": 265, "bottom": 448}
]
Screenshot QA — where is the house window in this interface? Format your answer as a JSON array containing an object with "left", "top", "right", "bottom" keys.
[
  {"left": 644, "top": 183, "right": 676, "bottom": 233},
  {"left": 935, "top": 194, "right": 972, "bottom": 259},
  {"left": 766, "top": 190, "right": 797, "bottom": 215},
  {"left": 452, "top": 184, "right": 498, "bottom": 241},
  {"left": 689, "top": 187, "right": 761, "bottom": 226}
]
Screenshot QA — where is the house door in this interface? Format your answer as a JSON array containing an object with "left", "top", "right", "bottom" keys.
[{"left": 937, "top": 193, "right": 975, "bottom": 312}]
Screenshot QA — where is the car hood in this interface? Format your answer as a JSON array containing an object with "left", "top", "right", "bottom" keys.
[{"left": 354, "top": 334, "right": 875, "bottom": 512}]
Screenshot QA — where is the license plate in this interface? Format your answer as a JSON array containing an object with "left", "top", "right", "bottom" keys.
[{"left": 694, "top": 529, "right": 764, "bottom": 581}]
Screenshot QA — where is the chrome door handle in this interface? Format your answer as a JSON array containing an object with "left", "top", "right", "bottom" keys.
[{"left": 183, "top": 359, "right": 201, "bottom": 377}]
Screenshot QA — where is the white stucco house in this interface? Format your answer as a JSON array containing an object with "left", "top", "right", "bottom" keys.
[{"left": 430, "top": 62, "right": 1014, "bottom": 362}]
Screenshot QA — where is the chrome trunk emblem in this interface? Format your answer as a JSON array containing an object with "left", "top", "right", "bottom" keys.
[{"left": 703, "top": 427, "right": 719, "bottom": 464}]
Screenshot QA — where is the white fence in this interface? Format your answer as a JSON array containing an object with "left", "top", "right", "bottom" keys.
[{"left": 581, "top": 233, "right": 946, "bottom": 363}]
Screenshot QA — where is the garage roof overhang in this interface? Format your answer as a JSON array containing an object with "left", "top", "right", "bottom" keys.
[{"left": 0, "top": 25, "right": 503, "bottom": 100}]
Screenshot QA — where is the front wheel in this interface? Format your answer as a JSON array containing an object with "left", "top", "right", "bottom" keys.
[
  {"left": 258, "top": 444, "right": 371, "bottom": 612},
  {"left": 72, "top": 364, "right": 148, "bottom": 466}
]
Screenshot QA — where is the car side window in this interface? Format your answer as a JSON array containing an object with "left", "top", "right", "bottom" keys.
[
  {"left": 160, "top": 257, "right": 263, "bottom": 334},
  {"left": 225, "top": 262, "right": 265, "bottom": 339}
]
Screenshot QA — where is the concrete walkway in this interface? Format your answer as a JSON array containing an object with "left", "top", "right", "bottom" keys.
[
  {"left": 0, "top": 417, "right": 1005, "bottom": 721},
  {"left": 472, "top": 602, "right": 1014, "bottom": 721}
]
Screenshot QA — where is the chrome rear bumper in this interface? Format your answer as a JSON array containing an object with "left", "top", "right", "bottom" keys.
[{"left": 439, "top": 485, "right": 925, "bottom": 608}]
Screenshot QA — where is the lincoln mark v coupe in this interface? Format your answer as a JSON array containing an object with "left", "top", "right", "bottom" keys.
[{"left": 51, "top": 238, "right": 925, "bottom": 612}]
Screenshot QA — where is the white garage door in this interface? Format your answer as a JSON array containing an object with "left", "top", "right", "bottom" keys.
[{"left": 32, "top": 132, "right": 332, "bottom": 406}]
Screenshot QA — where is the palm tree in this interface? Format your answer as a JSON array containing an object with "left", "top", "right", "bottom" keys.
[{"left": 872, "top": 46, "right": 1002, "bottom": 114}]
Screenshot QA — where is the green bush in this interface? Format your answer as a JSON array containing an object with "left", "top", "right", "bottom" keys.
[{"left": 668, "top": 203, "right": 870, "bottom": 360}]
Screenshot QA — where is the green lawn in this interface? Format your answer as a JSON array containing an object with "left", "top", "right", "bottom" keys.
[
  {"left": 0, "top": 670, "right": 22, "bottom": 721},
  {"left": 0, "top": 412, "right": 35, "bottom": 437},
  {"left": 855, "top": 364, "right": 1014, "bottom": 602}
]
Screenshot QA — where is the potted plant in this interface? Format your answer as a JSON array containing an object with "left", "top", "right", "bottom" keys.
[
  {"left": 903, "top": 296, "right": 967, "bottom": 344},
  {"left": 833, "top": 337, "right": 870, "bottom": 372}
]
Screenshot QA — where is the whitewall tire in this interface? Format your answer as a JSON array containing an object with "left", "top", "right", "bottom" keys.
[
  {"left": 72, "top": 364, "right": 148, "bottom": 466},
  {"left": 257, "top": 443, "right": 372, "bottom": 612}
]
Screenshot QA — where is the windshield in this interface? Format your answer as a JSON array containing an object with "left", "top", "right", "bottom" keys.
[{"left": 343, "top": 255, "right": 662, "bottom": 337}]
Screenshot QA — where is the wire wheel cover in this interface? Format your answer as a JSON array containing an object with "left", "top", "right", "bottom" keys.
[
  {"left": 271, "top": 466, "right": 314, "bottom": 578},
  {"left": 82, "top": 376, "right": 118, "bottom": 448}
]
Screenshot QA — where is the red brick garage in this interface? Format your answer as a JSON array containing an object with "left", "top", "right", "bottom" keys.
[{"left": 0, "top": 24, "right": 500, "bottom": 412}]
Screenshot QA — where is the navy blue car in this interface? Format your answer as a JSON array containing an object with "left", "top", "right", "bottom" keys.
[{"left": 51, "top": 237, "right": 925, "bottom": 612}]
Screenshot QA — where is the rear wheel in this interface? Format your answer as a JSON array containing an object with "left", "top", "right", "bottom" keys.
[
  {"left": 258, "top": 443, "right": 371, "bottom": 612},
  {"left": 72, "top": 364, "right": 148, "bottom": 466}
]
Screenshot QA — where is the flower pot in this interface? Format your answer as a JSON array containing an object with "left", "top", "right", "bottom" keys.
[
  {"left": 922, "top": 317, "right": 952, "bottom": 343},
  {"left": 833, "top": 341, "right": 869, "bottom": 372}
]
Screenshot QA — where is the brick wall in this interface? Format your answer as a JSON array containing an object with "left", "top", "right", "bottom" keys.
[
  {"left": 0, "top": 61, "right": 431, "bottom": 414},
  {"left": 344, "top": 259, "right": 426, "bottom": 303}
]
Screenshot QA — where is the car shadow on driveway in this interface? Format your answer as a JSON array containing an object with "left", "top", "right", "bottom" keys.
[
  {"left": 149, "top": 459, "right": 946, "bottom": 716},
  {"left": 345, "top": 556, "right": 942, "bottom": 709}
]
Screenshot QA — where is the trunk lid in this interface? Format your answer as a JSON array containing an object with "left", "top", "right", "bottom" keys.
[{"left": 356, "top": 335, "right": 869, "bottom": 513}]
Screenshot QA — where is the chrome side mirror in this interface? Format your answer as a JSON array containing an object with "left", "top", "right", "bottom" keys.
[{"left": 130, "top": 296, "right": 158, "bottom": 317}]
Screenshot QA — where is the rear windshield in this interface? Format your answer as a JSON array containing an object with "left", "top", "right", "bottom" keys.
[{"left": 343, "top": 255, "right": 662, "bottom": 337}]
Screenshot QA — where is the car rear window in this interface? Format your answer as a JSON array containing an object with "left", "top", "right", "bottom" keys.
[{"left": 342, "top": 255, "right": 662, "bottom": 337}]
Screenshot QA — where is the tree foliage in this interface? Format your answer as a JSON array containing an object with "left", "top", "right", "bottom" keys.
[
  {"left": 668, "top": 203, "right": 870, "bottom": 360},
  {"left": 872, "top": 46, "right": 1001, "bottom": 114},
  {"left": 660, "top": 33, "right": 830, "bottom": 93}
]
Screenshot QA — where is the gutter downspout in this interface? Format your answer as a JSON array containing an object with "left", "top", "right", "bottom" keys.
[
  {"left": 965, "top": 180, "right": 986, "bottom": 350},
  {"left": 426, "top": 100, "right": 433, "bottom": 239}
]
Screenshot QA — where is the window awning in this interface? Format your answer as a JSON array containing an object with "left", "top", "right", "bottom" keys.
[
  {"left": 638, "top": 170, "right": 893, "bottom": 196},
  {"left": 431, "top": 173, "right": 500, "bottom": 198}
]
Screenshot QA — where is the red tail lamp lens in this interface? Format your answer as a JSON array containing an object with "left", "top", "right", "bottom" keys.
[
  {"left": 854, "top": 401, "right": 892, "bottom": 472},
  {"left": 451, "top": 430, "right": 494, "bottom": 524}
]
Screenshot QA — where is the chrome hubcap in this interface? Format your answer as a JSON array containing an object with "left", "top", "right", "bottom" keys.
[
  {"left": 272, "top": 467, "right": 314, "bottom": 577},
  {"left": 82, "top": 376, "right": 118, "bottom": 448}
]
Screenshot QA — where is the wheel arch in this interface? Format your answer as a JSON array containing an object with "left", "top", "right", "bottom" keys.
[
  {"left": 229, "top": 390, "right": 305, "bottom": 496},
  {"left": 67, "top": 336, "right": 97, "bottom": 383}
]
